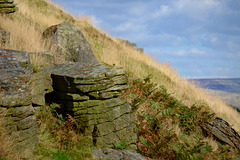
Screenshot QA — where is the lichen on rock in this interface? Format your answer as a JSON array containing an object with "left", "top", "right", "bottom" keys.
[
  {"left": 0, "top": 49, "right": 38, "bottom": 159},
  {"left": 43, "top": 21, "right": 99, "bottom": 65},
  {"left": 45, "top": 62, "right": 137, "bottom": 150}
]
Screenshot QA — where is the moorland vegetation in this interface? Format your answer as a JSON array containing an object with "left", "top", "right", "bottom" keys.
[{"left": 0, "top": 0, "right": 239, "bottom": 159}]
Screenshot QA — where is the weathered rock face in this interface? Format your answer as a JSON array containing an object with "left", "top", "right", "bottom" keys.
[
  {"left": 202, "top": 117, "right": 240, "bottom": 151},
  {"left": 0, "top": 49, "right": 32, "bottom": 107},
  {"left": 0, "top": 0, "right": 18, "bottom": 13},
  {"left": 43, "top": 21, "right": 99, "bottom": 65},
  {"left": 45, "top": 62, "right": 137, "bottom": 150},
  {"left": 0, "top": 49, "right": 38, "bottom": 159},
  {"left": 0, "top": 27, "right": 10, "bottom": 47},
  {"left": 31, "top": 71, "right": 53, "bottom": 106}
]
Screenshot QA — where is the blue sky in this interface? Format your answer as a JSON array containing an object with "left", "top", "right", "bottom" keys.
[{"left": 52, "top": 0, "right": 240, "bottom": 78}]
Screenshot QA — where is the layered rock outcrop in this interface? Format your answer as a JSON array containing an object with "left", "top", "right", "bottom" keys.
[
  {"left": 0, "top": 49, "right": 38, "bottom": 159},
  {"left": 45, "top": 62, "right": 137, "bottom": 150},
  {"left": 43, "top": 21, "right": 99, "bottom": 65},
  {"left": 0, "top": 0, "right": 18, "bottom": 13},
  {"left": 0, "top": 21, "right": 138, "bottom": 159},
  {"left": 202, "top": 117, "right": 240, "bottom": 151}
]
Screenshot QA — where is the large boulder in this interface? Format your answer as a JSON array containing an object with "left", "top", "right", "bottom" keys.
[
  {"left": 0, "top": 49, "right": 38, "bottom": 159},
  {"left": 45, "top": 62, "right": 137, "bottom": 151},
  {"left": 0, "top": 0, "right": 18, "bottom": 13},
  {"left": 43, "top": 21, "right": 99, "bottom": 65}
]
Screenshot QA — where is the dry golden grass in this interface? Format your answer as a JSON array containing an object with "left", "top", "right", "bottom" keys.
[
  {"left": 0, "top": 14, "right": 45, "bottom": 52},
  {"left": 0, "top": 0, "right": 239, "bottom": 134}
]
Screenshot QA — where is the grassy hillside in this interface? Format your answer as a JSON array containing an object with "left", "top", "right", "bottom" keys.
[{"left": 0, "top": 0, "right": 240, "bottom": 159}]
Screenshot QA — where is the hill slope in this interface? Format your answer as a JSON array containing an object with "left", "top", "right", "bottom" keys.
[
  {"left": 0, "top": 0, "right": 239, "bottom": 132},
  {"left": 0, "top": 0, "right": 240, "bottom": 158}
]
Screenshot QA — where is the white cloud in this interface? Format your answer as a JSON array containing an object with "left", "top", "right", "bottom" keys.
[
  {"left": 172, "top": 0, "right": 221, "bottom": 21},
  {"left": 128, "top": 4, "right": 148, "bottom": 16},
  {"left": 151, "top": 5, "right": 172, "bottom": 18},
  {"left": 175, "top": 0, "right": 220, "bottom": 10},
  {"left": 160, "top": 48, "right": 206, "bottom": 57},
  {"left": 227, "top": 52, "right": 240, "bottom": 59},
  {"left": 190, "top": 48, "right": 206, "bottom": 55},
  {"left": 114, "top": 21, "right": 147, "bottom": 33}
]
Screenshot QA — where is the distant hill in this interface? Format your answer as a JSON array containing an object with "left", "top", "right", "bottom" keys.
[
  {"left": 190, "top": 78, "right": 240, "bottom": 93},
  {"left": 190, "top": 78, "right": 240, "bottom": 110}
]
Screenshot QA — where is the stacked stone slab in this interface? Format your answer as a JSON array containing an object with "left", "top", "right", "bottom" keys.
[
  {"left": 46, "top": 62, "right": 137, "bottom": 150},
  {"left": 0, "top": 0, "right": 18, "bottom": 13},
  {"left": 0, "top": 49, "right": 38, "bottom": 159}
]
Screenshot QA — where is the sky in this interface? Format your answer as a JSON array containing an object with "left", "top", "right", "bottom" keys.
[{"left": 51, "top": 0, "right": 240, "bottom": 78}]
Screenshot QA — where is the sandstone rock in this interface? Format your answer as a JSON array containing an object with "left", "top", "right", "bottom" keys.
[
  {"left": 45, "top": 62, "right": 137, "bottom": 150},
  {"left": 91, "top": 148, "right": 147, "bottom": 160},
  {"left": 43, "top": 21, "right": 99, "bottom": 65},
  {"left": 0, "top": 27, "right": 10, "bottom": 47},
  {"left": 0, "top": 49, "right": 38, "bottom": 159},
  {"left": 0, "top": 49, "right": 32, "bottom": 107},
  {"left": 0, "top": 105, "right": 38, "bottom": 159},
  {"left": 46, "top": 62, "right": 127, "bottom": 93},
  {"left": 0, "top": 0, "right": 18, "bottom": 13},
  {"left": 31, "top": 71, "right": 53, "bottom": 106},
  {"left": 202, "top": 117, "right": 240, "bottom": 151}
]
